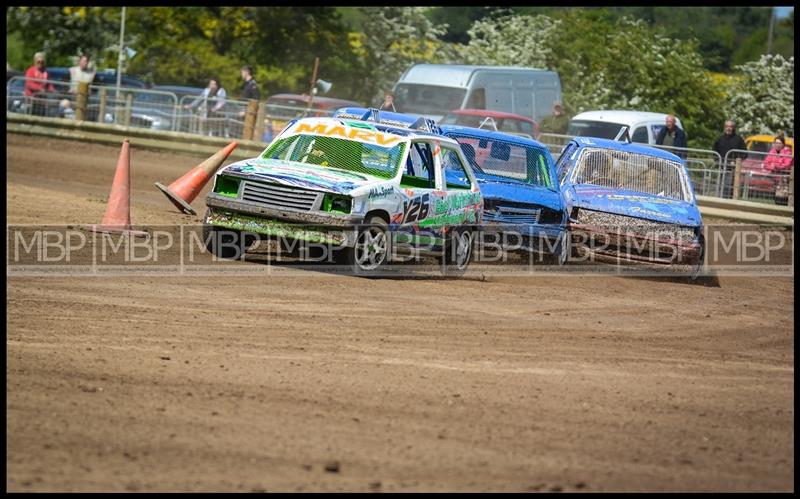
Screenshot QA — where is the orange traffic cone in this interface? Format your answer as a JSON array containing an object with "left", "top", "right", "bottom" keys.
[
  {"left": 155, "top": 141, "right": 238, "bottom": 215},
  {"left": 87, "top": 139, "right": 148, "bottom": 237}
]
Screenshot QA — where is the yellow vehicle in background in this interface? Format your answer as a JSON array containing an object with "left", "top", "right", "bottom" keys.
[{"left": 745, "top": 134, "right": 794, "bottom": 155}]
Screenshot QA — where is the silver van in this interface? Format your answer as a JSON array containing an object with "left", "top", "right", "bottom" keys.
[{"left": 392, "top": 64, "right": 562, "bottom": 123}]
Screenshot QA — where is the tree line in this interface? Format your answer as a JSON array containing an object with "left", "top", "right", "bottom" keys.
[{"left": 6, "top": 7, "right": 795, "bottom": 148}]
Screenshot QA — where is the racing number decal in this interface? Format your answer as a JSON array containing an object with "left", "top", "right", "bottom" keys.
[{"left": 402, "top": 194, "right": 430, "bottom": 223}]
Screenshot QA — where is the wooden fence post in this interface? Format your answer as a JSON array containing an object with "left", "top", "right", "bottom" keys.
[
  {"left": 732, "top": 157, "right": 742, "bottom": 200},
  {"left": 75, "top": 82, "right": 89, "bottom": 121},
  {"left": 253, "top": 101, "right": 267, "bottom": 143},
  {"left": 242, "top": 99, "right": 258, "bottom": 140},
  {"left": 123, "top": 93, "right": 133, "bottom": 127},
  {"left": 97, "top": 87, "right": 107, "bottom": 124}
]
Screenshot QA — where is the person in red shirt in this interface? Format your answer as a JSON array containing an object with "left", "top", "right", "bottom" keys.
[
  {"left": 24, "top": 52, "right": 56, "bottom": 116},
  {"left": 763, "top": 135, "right": 794, "bottom": 174},
  {"left": 24, "top": 52, "right": 56, "bottom": 96}
]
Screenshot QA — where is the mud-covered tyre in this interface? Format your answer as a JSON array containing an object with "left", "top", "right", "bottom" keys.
[
  {"left": 688, "top": 235, "right": 706, "bottom": 282},
  {"left": 440, "top": 227, "right": 474, "bottom": 277},
  {"left": 541, "top": 231, "right": 569, "bottom": 266},
  {"left": 202, "top": 223, "right": 251, "bottom": 260},
  {"left": 341, "top": 215, "right": 390, "bottom": 276}
]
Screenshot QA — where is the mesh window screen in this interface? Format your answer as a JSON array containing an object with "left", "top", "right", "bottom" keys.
[
  {"left": 574, "top": 148, "right": 688, "bottom": 201},
  {"left": 263, "top": 134, "right": 406, "bottom": 180}
]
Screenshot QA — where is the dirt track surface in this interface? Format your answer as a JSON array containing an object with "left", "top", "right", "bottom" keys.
[{"left": 6, "top": 133, "right": 794, "bottom": 492}]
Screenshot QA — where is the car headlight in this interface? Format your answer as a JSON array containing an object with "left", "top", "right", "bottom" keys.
[{"left": 322, "top": 193, "right": 352, "bottom": 214}]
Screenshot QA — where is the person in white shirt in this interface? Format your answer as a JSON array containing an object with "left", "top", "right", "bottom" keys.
[
  {"left": 69, "top": 53, "right": 95, "bottom": 93},
  {"left": 186, "top": 78, "right": 228, "bottom": 136}
]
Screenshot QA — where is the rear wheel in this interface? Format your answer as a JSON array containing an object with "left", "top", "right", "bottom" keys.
[{"left": 440, "top": 227, "right": 474, "bottom": 277}]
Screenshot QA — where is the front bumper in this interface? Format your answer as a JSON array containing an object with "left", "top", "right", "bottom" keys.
[
  {"left": 478, "top": 223, "right": 566, "bottom": 254},
  {"left": 569, "top": 223, "right": 703, "bottom": 266},
  {"left": 205, "top": 194, "right": 364, "bottom": 246}
]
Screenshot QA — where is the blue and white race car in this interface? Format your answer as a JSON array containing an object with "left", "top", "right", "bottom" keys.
[
  {"left": 556, "top": 136, "right": 705, "bottom": 275},
  {"left": 438, "top": 125, "right": 568, "bottom": 264}
]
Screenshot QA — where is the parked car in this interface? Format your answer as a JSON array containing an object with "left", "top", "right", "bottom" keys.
[
  {"left": 203, "top": 115, "right": 483, "bottom": 275},
  {"left": 439, "top": 109, "right": 540, "bottom": 139},
  {"left": 393, "top": 64, "right": 562, "bottom": 123},
  {"left": 7, "top": 67, "right": 148, "bottom": 117},
  {"left": 557, "top": 136, "right": 704, "bottom": 277},
  {"left": 738, "top": 134, "right": 794, "bottom": 205},
  {"left": 567, "top": 110, "right": 685, "bottom": 145}
]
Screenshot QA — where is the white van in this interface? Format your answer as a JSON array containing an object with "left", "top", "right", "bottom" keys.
[
  {"left": 392, "top": 64, "right": 562, "bottom": 123},
  {"left": 566, "top": 110, "right": 684, "bottom": 145}
]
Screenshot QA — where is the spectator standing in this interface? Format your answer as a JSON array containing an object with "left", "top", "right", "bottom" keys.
[
  {"left": 539, "top": 101, "right": 569, "bottom": 135},
  {"left": 69, "top": 53, "right": 95, "bottom": 93},
  {"left": 763, "top": 135, "right": 793, "bottom": 173},
  {"left": 379, "top": 91, "right": 395, "bottom": 111},
  {"left": 655, "top": 114, "right": 687, "bottom": 158},
  {"left": 186, "top": 78, "right": 228, "bottom": 137},
  {"left": 712, "top": 119, "right": 748, "bottom": 197},
  {"left": 712, "top": 120, "right": 746, "bottom": 164},
  {"left": 24, "top": 52, "right": 56, "bottom": 116},
  {"left": 240, "top": 65, "right": 260, "bottom": 101},
  {"left": 237, "top": 65, "right": 261, "bottom": 132}
]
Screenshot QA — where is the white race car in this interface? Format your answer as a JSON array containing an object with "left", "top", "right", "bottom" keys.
[{"left": 203, "top": 114, "right": 483, "bottom": 275}]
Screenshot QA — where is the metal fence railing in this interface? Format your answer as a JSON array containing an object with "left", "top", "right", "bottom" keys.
[
  {"left": 7, "top": 77, "right": 794, "bottom": 206},
  {"left": 722, "top": 148, "right": 794, "bottom": 205},
  {"left": 177, "top": 94, "right": 249, "bottom": 138}
]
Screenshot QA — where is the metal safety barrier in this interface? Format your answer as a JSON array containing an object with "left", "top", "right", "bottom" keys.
[{"left": 722, "top": 148, "right": 794, "bottom": 206}]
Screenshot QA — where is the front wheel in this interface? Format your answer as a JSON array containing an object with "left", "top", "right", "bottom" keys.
[
  {"left": 340, "top": 215, "right": 390, "bottom": 276},
  {"left": 202, "top": 223, "right": 253, "bottom": 260},
  {"left": 440, "top": 228, "right": 474, "bottom": 277},
  {"left": 541, "top": 231, "right": 569, "bottom": 266}
]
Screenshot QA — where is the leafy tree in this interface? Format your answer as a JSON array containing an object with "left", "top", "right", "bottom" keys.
[
  {"left": 453, "top": 13, "right": 558, "bottom": 69},
  {"left": 726, "top": 54, "right": 794, "bottom": 137},
  {"left": 354, "top": 7, "right": 453, "bottom": 105},
  {"left": 7, "top": 7, "right": 120, "bottom": 67},
  {"left": 453, "top": 12, "right": 727, "bottom": 147}
]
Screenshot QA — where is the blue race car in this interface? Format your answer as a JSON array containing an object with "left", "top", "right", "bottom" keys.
[
  {"left": 333, "top": 108, "right": 569, "bottom": 264},
  {"left": 438, "top": 125, "right": 569, "bottom": 264},
  {"left": 556, "top": 136, "right": 705, "bottom": 275}
]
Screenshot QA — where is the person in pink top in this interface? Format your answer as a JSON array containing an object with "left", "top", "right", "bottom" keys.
[{"left": 763, "top": 135, "right": 793, "bottom": 173}]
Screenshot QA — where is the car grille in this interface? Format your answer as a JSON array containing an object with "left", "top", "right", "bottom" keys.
[
  {"left": 483, "top": 206, "right": 541, "bottom": 225},
  {"left": 241, "top": 181, "right": 320, "bottom": 212}
]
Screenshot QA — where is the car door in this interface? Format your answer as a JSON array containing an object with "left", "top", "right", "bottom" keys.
[
  {"left": 438, "top": 143, "right": 481, "bottom": 231},
  {"left": 397, "top": 139, "right": 439, "bottom": 248}
]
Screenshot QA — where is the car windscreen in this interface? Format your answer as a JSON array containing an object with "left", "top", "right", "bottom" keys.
[
  {"left": 446, "top": 132, "right": 554, "bottom": 189},
  {"left": 262, "top": 133, "right": 406, "bottom": 180},
  {"left": 567, "top": 120, "right": 626, "bottom": 140},
  {"left": 572, "top": 148, "right": 689, "bottom": 201},
  {"left": 394, "top": 83, "right": 466, "bottom": 116}
]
